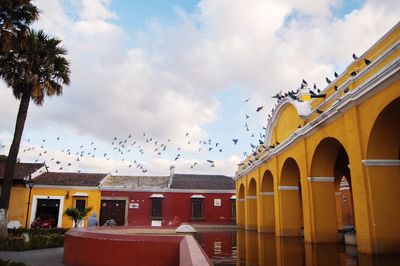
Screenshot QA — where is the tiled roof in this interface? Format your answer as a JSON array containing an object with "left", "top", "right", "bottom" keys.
[
  {"left": 33, "top": 172, "right": 107, "bottom": 187},
  {"left": 101, "top": 175, "right": 169, "bottom": 189},
  {"left": 170, "top": 174, "right": 235, "bottom": 190},
  {"left": 0, "top": 162, "right": 45, "bottom": 180}
]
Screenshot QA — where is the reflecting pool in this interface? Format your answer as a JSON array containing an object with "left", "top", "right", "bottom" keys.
[{"left": 195, "top": 230, "right": 400, "bottom": 266}]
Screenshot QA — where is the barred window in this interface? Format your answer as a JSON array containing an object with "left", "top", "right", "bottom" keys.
[
  {"left": 191, "top": 199, "right": 204, "bottom": 219},
  {"left": 151, "top": 198, "right": 162, "bottom": 219}
]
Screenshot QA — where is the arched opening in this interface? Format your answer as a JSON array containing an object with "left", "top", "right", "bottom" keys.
[
  {"left": 260, "top": 170, "right": 275, "bottom": 232},
  {"left": 237, "top": 184, "right": 246, "bottom": 229},
  {"left": 246, "top": 178, "right": 258, "bottom": 230},
  {"left": 310, "top": 137, "right": 353, "bottom": 243},
  {"left": 278, "top": 158, "right": 303, "bottom": 237},
  {"left": 365, "top": 97, "right": 400, "bottom": 254}
]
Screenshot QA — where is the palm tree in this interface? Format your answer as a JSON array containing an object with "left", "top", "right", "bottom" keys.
[
  {"left": 0, "top": 0, "right": 39, "bottom": 238},
  {"left": 0, "top": 0, "right": 39, "bottom": 54},
  {"left": 0, "top": 29, "right": 70, "bottom": 237},
  {"left": 64, "top": 207, "right": 93, "bottom": 228}
]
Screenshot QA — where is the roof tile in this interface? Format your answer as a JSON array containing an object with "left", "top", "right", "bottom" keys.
[
  {"left": 170, "top": 174, "right": 234, "bottom": 190},
  {"left": 33, "top": 172, "right": 107, "bottom": 187},
  {"left": 0, "top": 162, "right": 45, "bottom": 180}
]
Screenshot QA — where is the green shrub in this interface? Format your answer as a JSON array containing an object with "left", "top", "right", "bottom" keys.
[
  {"left": 0, "top": 259, "right": 26, "bottom": 266},
  {"left": 47, "top": 233, "right": 64, "bottom": 247},
  {"left": 1, "top": 228, "right": 66, "bottom": 251},
  {"left": 0, "top": 236, "right": 25, "bottom": 251},
  {"left": 28, "top": 234, "right": 47, "bottom": 249},
  {"left": 7, "top": 228, "right": 68, "bottom": 237}
]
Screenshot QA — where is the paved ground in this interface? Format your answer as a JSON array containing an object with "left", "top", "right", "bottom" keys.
[{"left": 0, "top": 247, "right": 63, "bottom": 266}]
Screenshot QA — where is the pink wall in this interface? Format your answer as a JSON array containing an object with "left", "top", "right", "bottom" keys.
[{"left": 101, "top": 190, "right": 235, "bottom": 227}]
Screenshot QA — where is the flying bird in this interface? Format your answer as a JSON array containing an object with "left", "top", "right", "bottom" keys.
[
  {"left": 326, "top": 77, "right": 331, "bottom": 84},
  {"left": 232, "top": 139, "right": 238, "bottom": 145},
  {"left": 256, "top": 106, "right": 263, "bottom": 112}
]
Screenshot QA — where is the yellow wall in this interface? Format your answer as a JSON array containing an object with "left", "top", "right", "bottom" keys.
[
  {"left": 7, "top": 185, "right": 29, "bottom": 228},
  {"left": 27, "top": 187, "right": 101, "bottom": 228},
  {"left": 272, "top": 104, "right": 301, "bottom": 144},
  {"left": 235, "top": 23, "right": 400, "bottom": 255}
]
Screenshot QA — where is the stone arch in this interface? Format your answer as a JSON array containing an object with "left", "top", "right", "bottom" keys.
[
  {"left": 364, "top": 97, "right": 400, "bottom": 253},
  {"left": 248, "top": 178, "right": 257, "bottom": 196},
  {"left": 264, "top": 99, "right": 308, "bottom": 146},
  {"left": 246, "top": 178, "right": 258, "bottom": 230},
  {"left": 261, "top": 170, "right": 274, "bottom": 192},
  {"left": 278, "top": 157, "right": 303, "bottom": 236},
  {"left": 260, "top": 170, "right": 275, "bottom": 232},
  {"left": 309, "top": 137, "right": 354, "bottom": 242},
  {"left": 237, "top": 183, "right": 246, "bottom": 228}
]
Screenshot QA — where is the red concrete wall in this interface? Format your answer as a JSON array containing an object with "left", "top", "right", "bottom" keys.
[
  {"left": 101, "top": 190, "right": 235, "bottom": 227},
  {"left": 64, "top": 228, "right": 212, "bottom": 266},
  {"left": 64, "top": 230, "right": 181, "bottom": 266}
]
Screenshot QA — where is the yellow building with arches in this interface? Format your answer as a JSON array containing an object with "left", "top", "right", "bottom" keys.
[{"left": 235, "top": 22, "right": 400, "bottom": 255}]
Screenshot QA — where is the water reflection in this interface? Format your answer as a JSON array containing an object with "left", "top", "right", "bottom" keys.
[{"left": 196, "top": 230, "right": 400, "bottom": 266}]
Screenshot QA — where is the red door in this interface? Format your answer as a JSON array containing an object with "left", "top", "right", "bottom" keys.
[{"left": 100, "top": 200, "right": 126, "bottom": 226}]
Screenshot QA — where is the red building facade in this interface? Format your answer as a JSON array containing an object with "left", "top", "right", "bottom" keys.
[{"left": 100, "top": 174, "right": 236, "bottom": 227}]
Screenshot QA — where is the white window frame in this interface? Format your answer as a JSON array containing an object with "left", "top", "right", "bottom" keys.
[{"left": 29, "top": 195, "right": 65, "bottom": 228}]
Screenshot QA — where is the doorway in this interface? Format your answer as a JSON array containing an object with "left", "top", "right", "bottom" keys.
[{"left": 100, "top": 200, "right": 126, "bottom": 226}]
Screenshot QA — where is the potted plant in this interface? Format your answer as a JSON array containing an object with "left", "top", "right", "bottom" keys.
[{"left": 64, "top": 207, "right": 92, "bottom": 228}]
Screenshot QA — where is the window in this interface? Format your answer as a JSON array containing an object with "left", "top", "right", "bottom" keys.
[
  {"left": 151, "top": 198, "right": 162, "bottom": 219},
  {"left": 75, "top": 199, "right": 86, "bottom": 212},
  {"left": 231, "top": 200, "right": 236, "bottom": 221},
  {"left": 191, "top": 199, "right": 204, "bottom": 220}
]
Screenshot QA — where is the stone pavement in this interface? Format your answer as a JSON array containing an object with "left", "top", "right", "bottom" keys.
[{"left": 0, "top": 247, "right": 63, "bottom": 266}]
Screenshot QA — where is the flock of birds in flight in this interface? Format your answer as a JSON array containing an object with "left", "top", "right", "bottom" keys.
[
  {"left": 0, "top": 54, "right": 372, "bottom": 174},
  {"left": 239, "top": 53, "right": 373, "bottom": 169}
]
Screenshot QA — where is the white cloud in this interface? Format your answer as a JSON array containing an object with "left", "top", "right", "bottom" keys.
[{"left": 1, "top": 0, "right": 398, "bottom": 176}]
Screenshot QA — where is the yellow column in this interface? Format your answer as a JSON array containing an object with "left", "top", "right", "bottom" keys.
[
  {"left": 237, "top": 198, "right": 246, "bottom": 229},
  {"left": 260, "top": 192, "right": 275, "bottom": 232},
  {"left": 277, "top": 186, "right": 302, "bottom": 237},
  {"left": 346, "top": 107, "right": 374, "bottom": 253},
  {"left": 363, "top": 162, "right": 400, "bottom": 254},
  {"left": 245, "top": 195, "right": 258, "bottom": 230}
]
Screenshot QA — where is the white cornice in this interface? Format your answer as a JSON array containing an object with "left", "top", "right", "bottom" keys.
[
  {"left": 278, "top": 186, "right": 299, "bottom": 191},
  {"left": 260, "top": 192, "right": 274, "bottom": 196},
  {"left": 307, "top": 177, "right": 335, "bottom": 182},
  {"left": 362, "top": 160, "right": 400, "bottom": 167}
]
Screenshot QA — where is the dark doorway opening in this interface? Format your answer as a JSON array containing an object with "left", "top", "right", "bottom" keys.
[
  {"left": 34, "top": 199, "right": 60, "bottom": 228},
  {"left": 100, "top": 200, "right": 126, "bottom": 226}
]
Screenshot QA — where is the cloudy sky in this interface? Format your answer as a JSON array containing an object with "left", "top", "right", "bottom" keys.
[{"left": 0, "top": 0, "right": 398, "bottom": 176}]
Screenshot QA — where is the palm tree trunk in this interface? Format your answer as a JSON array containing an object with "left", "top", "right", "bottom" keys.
[{"left": 0, "top": 91, "right": 30, "bottom": 238}]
